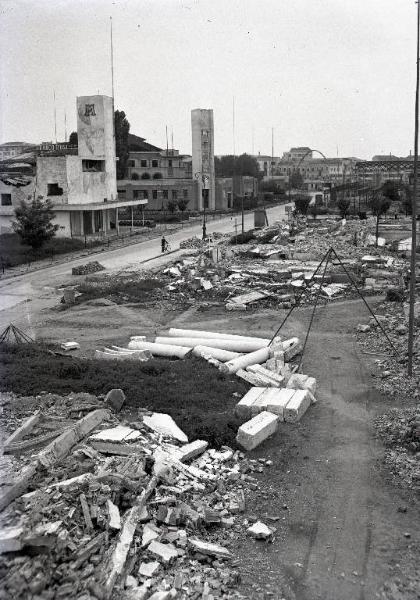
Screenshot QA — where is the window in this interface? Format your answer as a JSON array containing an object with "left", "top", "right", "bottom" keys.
[
  {"left": 168, "top": 160, "right": 172, "bottom": 167},
  {"left": 142, "top": 190, "right": 149, "bottom": 200},
  {"left": 152, "top": 160, "right": 159, "bottom": 168},
  {"left": 163, "top": 190, "right": 169, "bottom": 199},
  {"left": 117, "top": 189, "right": 126, "bottom": 198},
  {"left": 141, "top": 173, "right": 151, "bottom": 180},
  {"left": 153, "top": 173, "right": 163, "bottom": 179},
  {"left": 141, "top": 160, "right": 148, "bottom": 167},
  {"left": 128, "top": 160, "right": 135, "bottom": 168},
  {"left": 172, "top": 190, "right": 178, "bottom": 200},
  {"left": 1, "top": 193, "right": 12, "bottom": 206},
  {"left": 47, "top": 183, "right": 63, "bottom": 196},
  {"left": 183, "top": 189, "right": 188, "bottom": 198},
  {"left": 152, "top": 190, "right": 158, "bottom": 200},
  {"left": 82, "top": 159, "right": 105, "bottom": 172}
]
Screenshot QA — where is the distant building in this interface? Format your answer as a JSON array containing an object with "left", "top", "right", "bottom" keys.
[
  {"left": 281, "top": 147, "right": 313, "bottom": 162},
  {"left": 253, "top": 154, "right": 280, "bottom": 177},
  {"left": 0, "top": 142, "right": 36, "bottom": 161},
  {"left": 191, "top": 109, "right": 215, "bottom": 210},
  {"left": 0, "top": 175, "right": 34, "bottom": 234},
  {"left": 215, "top": 176, "right": 258, "bottom": 210}
]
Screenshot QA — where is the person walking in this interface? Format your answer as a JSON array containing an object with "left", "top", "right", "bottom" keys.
[{"left": 161, "top": 236, "right": 167, "bottom": 253}]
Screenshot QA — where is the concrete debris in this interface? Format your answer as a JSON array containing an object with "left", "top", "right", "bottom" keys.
[
  {"left": 247, "top": 521, "right": 274, "bottom": 540},
  {"left": 72, "top": 261, "right": 105, "bottom": 276},
  {"left": 284, "top": 390, "right": 312, "bottom": 423},
  {"left": 143, "top": 413, "right": 188, "bottom": 443},
  {"left": 236, "top": 411, "right": 279, "bottom": 451},
  {"left": 188, "top": 538, "right": 231, "bottom": 559},
  {"left": 286, "top": 373, "right": 317, "bottom": 396},
  {"left": 61, "top": 341, "right": 80, "bottom": 351},
  {"left": 105, "top": 388, "right": 126, "bottom": 412}
]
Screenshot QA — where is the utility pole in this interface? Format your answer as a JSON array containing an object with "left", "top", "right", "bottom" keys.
[
  {"left": 408, "top": 0, "right": 420, "bottom": 375},
  {"left": 53, "top": 90, "right": 57, "bottom": 143}
]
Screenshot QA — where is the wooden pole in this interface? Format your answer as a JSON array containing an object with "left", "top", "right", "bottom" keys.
[{"left": 408, "top": 0, "right": 420, "bottom": 375}]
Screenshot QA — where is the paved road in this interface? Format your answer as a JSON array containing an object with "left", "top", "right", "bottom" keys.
[{"left": 0, "top": 204, "right": 290, "bottom": 325}]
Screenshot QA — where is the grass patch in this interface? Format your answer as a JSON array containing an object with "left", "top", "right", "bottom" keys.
[
  {"left": 0, "top": 233, "right": 101, "bottom": 268},
  {"left": 0, "top": 343, "right": 249, "bottom": 447},
  {"left": 77, "top": 276, "right": 165, "bottom": 304}
]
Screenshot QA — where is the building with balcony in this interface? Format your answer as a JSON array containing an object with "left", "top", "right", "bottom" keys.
[{"left": 33, "top": 94, "right": 147, "bottom": 237}]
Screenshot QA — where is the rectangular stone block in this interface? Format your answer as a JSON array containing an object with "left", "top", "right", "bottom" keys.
[
  {"left": 247, "top": 364, "right": 284, "bottom": 387},
  {"left": 235, "top": 387, "right": 267, "bottom": 418},
  {"left": 236, "top": 411, "right": 279, "bottom": 451},
  {"left": 284, "top": 390, "right": 312, "bottom": 423},
  {"left": 262, "top": 388, "right": 295, "bottom": 420}
]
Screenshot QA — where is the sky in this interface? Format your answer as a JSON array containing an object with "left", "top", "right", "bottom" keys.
[{"left": 0, "top": 0, "right": 417, "bottom": 159}]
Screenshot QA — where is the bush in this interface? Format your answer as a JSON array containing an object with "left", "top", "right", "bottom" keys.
[
  {"left": 0, "top": 344, "right": 248, "bottom": 447},
  {"left": 386, "top": 287, "right": 405, "bottom": 302}
]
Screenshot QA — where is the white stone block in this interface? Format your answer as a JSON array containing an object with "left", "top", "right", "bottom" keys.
[
  {"left": 236, "top": 411, "right": 279, "bottom": 451},
  {"left": 284, "top": 390, "right": 312, "bottom": 423},
  {"left": 148, "top": 540, "right": 178, "bottom": 564},
  {"left": 261, "top": 388, "right": 295, "bottom": 420},
  {"left": 247, "top": 364, "right": 284, "bottom": 386},
  {"left": 235, "top": 387, "right": 267, "bottom": 418}
]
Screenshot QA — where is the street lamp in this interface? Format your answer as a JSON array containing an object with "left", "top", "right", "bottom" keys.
[{"left": 195, "top": 171, "right": 210, "bottom": 239}]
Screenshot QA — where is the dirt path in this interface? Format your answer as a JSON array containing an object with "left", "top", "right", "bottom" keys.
[{"left": 179, "top": 301, "right": 420, "bottom": 600}]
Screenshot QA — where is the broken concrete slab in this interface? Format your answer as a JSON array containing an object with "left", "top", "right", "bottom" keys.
[
  {"left": 143, "top": 413, "right": 188, "bottom": 443},
  {"left": 247, "top": 521, "right": 274, "bottom": 540},
  {"left": 247, "top": 364, "right": 284, "bottom": 387},
  {"left": 107, "top": 499, "right": 121, "bottom": 530},
  {"left": 138, "top": 561, "right": 160, "bottom": 578},
  {"left": 90, "top": 426, "right": 142, "bottom": 443},
  {"left": 147, "top": 540, "right": 178, "bottom": 564},
  {"left": 0, "top": 526, "right": 23, "bottom": 554},
  {"left": 284, "top": 390, "right": 312, "bottom": 423},
  {"left": 254, "top": 388, "right": 295, "bottom": 420},
  {"left": 61, "top": 341, "right": 80, "bottom": 351},
  {"left": 4, "top": 411, "right": 41, "bottom": 448},
  {"left": 172, "top": 440, "right": 208, "bottom": 463},
  {"left": 236, "top": 411, "right": 279, "bottom": 451},
  {"left": 141, "top": 523, "right": 160, "bottom": 548},
  {"left": 189, "top": 538, "right": 231, "bottom": 559},
  {"left": 105, "top": 389, "right": 126, "bottom": 412}
]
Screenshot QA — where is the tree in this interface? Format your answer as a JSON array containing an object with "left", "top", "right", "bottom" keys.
[
  {"left": 337, "top": 197, "right": 351, "bottom": 218},
  {"left": 381, "top": 180, "right": 400, "bottom": 202},
  {"left": 166, "top": 200, "right": 178, "bottom": 214},
  {"left": 12, "top": 196, "right": 59, "bottom": 250},
  {"left": 69, "top": 131, "right": 78, "bottom": 146},
  {"left": 177, "top": 198, "right": 189, "bottom": 213},
  {"left": 114, "top": 110, "right": 130, "bottom": 179},
  {"left": 369, "top": 191, "right": 391, "bottom": 246},
  {"left": 289, "top": 170, "right": 304, "bottom": 189},
  {"left": 294, "top": 194, "right": 311, "bottom": 215},
  {"left": 214, "top": 154, "right": 261, "bottom": 179},
  {"left": 401, "top": 184, "right": 412, "bottom": 215}
]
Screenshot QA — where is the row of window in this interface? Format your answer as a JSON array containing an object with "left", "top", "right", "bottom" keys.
[
  {"left": 128, "top": 159, "right": 182, "bottom": 168},
  {"left": 118, "top": 189, "right": 189, "bottom": 200}
]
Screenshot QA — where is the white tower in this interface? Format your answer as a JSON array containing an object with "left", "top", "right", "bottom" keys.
[{"left": 191, "top": 109, "right": 215, "bottom": 210}]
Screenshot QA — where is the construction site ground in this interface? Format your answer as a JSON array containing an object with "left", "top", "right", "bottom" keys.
[{"left": 1, "top": 287, "right": 419, "bottom": 599}]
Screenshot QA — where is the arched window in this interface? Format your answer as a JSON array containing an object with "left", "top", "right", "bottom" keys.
[
  {"left": 141, "top": 173, "right": 151, "bottom": 180},
  {"left": 153, "top": 173, "right": 163, "bottom": 180}
]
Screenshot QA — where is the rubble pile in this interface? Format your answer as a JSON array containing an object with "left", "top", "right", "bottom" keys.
[
  {"left": 0, "top": 391, "right": 277, "bottom": 599},
  {"left": 72, "top": 262, "right": 106, "bottom": 276},
  {"left": 375, "top": 407, "right": 420, "bottom": 492}
]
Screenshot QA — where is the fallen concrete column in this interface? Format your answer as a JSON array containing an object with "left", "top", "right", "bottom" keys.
[
  {"left": 192, "top": 345, "right": 241, "bottom": 362},
  {"left": 284, "top": 390, "right": 312, "bottom": 423},
  {"left": 127, "top": 340, "right": 191, "bottom": 359},
  {"left": 220, "top": 347, "right": 271, "bottom": 374},
  {"left": 236, "top": 411, "right": 279, "bottom": 451},
  {"left": 282, "top": 337, "right": 303, "bottom": 361},
  {"left": 156, "top": 336, "right": 268, "bottom": 353},
  {"left": 167, "top": 328, "right": 270, "bottom": 345}
]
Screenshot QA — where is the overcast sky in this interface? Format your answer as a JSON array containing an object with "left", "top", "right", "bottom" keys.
[{"left": 0, "top": 0, "right": 416, "bottom": 159}]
